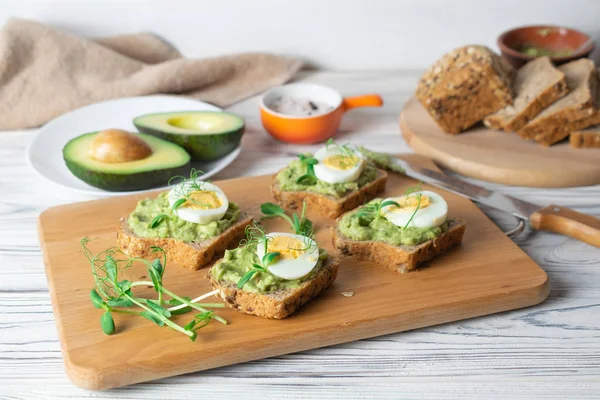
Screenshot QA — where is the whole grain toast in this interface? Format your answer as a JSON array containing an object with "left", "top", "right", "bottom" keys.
[
  {"left": 517, "top": 59, "right": 598, "bottom": 145},
  {"left": 207, "top": 256, "right": 339, "bottom": 319},
  {"left": 416, "top": 45, "right": 514, "bottom": 134},
  {"left": 117, "top": 212, "right": 253, "bottom": 270},
  {"left": 483, "top": 56, "right": 568, "bottom": 132},
  {"left": 271, "top": 168, "right": 388, "bottom": 219},
  {"left": 332, "top": 218, "right": 466, "bottom": 273}
]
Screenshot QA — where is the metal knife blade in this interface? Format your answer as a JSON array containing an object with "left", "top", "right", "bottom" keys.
[{"left": 392, "top": 158, "right": 541, "bottom": 220}]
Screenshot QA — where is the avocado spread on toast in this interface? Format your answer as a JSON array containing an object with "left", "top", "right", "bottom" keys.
[
  {"left": 211, "top": 246, "right": 328, "bottom": 294},
  {"left": 128, "top": 192, "right": 240, "bottom": 242},
  {"left": 276, "top": 155, "right": 378, "bottom": 198},
  {"left": 338, "top": 199, "right": 448, "bottom": 246}
]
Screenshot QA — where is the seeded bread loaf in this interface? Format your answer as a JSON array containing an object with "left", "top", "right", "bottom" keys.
[
  {"left": 117, "top": 212, "right": 253, "bottom": 270},
  {"left": 484, "top": 57, "right": 568, "bottom": 132},
  {"left": 208, "top": 256, "right": 339, "bottom": 319},
  {"left": 570, "top": 126, "right": 600, "bottom": 148},
  {"left": 416, "top": 45, "right": 514, "bottom": 134},
  {"left": 332, "top": 218, "right": 466, "bottom": 273},
  {"left": 517, "top": 59, "right": 598, "bottom": 146}
]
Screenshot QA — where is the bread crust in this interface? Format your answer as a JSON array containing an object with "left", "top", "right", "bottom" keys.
[
  {"left": 331, "top": 218, "right": 466, "bottom": 273},
  {"left": 207, "top": 256, "right": 339, "bottom": 319},
  {"left": 271, "top": 168, "right": 388, "bottom": 219},
  {"left": 117, "top": 212, "right": 253, "bottom": 270}
]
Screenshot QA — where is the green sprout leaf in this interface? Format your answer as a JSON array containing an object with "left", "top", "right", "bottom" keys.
[
  {"left": 100, "top": 311, "right": 115, "bottom": 335},
  {"left": 107, "top": 297, "right": 134, "bottom": 308},
  {"left": 171, "top": 198, "right": 186, "bottom": 211},
  {"left": 151, "top": 258, "right": 164, "bottom": 277},
  {"left": 149, "top": 214, "right": 170, "bottom": 229},
  {"left": 237, "top": 270, "right": 258, "bottom": 289},
  {"left": 90, "top": 289, "right": 104, "bottom": 309},
  {"left": 260, "top": 203, "right": 286, "bottom": 216},
  {"left": 104, "top": 256, "right": 118, "bottom": 282},
  {"left": 262, "top": 251, "right": 281, "bottom": 268},
  {"left": 141, "top": 310, "right": 165, "bottom": 327},
  {"left": 296, "top": 154, "right": 319, "bottom": 185},
  {"left": 146, "top": 299, "right": 171, "bottom": 318}
]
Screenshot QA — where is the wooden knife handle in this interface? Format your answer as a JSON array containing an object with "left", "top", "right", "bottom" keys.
[{"left": 530, "top": 204, "right": 600, "bottom": 248}]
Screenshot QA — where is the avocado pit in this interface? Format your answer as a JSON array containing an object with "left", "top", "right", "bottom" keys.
[{"left": 89, "top": 129, "right": 152, "bottom": 163}]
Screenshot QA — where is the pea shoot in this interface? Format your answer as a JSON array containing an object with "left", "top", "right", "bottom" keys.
[
  {"left": 296, "top": 154, "right": 319, "bottom": 185},
  {"left": 82, "top": 237, "right": 227, "bottom": 341}
]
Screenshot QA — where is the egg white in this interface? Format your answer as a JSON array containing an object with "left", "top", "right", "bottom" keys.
[
  {"left": 167, "top": 181, "right": 229, "bottom": 225},
  {"left": 256, "top": 232, "right": 319, "bottom": 280},
  {"left": 380, "top": 190, "right": 448, "bottom": 228},
  {"left": 313, "top": 145, "right": 366, "bottom": 184}
]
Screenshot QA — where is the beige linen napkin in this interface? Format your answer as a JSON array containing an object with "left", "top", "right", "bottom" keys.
[{"left": 0, "top": 19, "right": 302, "bottom": 129}]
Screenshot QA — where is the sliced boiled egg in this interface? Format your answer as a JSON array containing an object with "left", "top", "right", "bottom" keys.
[
  {"left": 380, "top": 190, "right": 447, "bottom": 228},
  {"left": 167, "top": 181, "right": 229, "bottom": 224},
  {"left": 313, "top": 144, "right": 366, "bottom": 184},
  {"left": 256, "top": 232, "right": 319, "bottom": 280}
]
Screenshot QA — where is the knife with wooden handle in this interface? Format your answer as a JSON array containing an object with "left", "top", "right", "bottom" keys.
[{"left": 390, "top": 157, "right": 600, "bottom": 248}]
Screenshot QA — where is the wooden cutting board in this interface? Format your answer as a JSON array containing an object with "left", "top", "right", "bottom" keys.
[
  {"left": 38, "top": 155, "right": 548, "bottom": 391},
  {"left": 400, "top": 97, "right": 600, "bottom": 187}
]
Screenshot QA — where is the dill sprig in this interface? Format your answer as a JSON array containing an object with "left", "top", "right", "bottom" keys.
[{"left": 82, "top": 237, "right": 226, "bottom": 341}]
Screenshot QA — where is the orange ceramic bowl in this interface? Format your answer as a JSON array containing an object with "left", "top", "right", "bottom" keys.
[{"left": 260, "top": 83, "right": 383, "bottom": 144}]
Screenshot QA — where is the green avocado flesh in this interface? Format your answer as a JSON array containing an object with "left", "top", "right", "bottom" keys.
[
  {"left": 127, "top": 193, "right": 240, "bottom": 242},
  {"left": 63, "top": 132, "right": 190, "bottom": 192},
  {"left": 338, "top": 199, "right": 448, "bottom": 246},
  {"left": 133, "top": 111, "right": 245, "bottom": 161},
  {"left": 211, "top": 246, "right": 328, "bottom": 294},
  {"left": 276, "top": 154, "right": 379, "bottom": 198}
]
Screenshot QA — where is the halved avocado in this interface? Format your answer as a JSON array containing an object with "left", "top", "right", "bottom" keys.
[
  {"left": 133, "top": 111, "right": 245, "bottom": 161},
  {"left": 63, "top": 131, "right": 191, "bottom": 191}
]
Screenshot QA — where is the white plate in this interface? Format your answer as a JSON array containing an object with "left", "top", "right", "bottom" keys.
[{"left": 27, "top": 95, "right": 242, "bottom": 196}]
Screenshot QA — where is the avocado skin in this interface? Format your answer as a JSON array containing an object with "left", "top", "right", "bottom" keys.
[
  {"left": 134, "top": 124, "right": 243, "bottom": 161},
  {"left": 65, "top": 160, "right": 190, "bottom": 192}
]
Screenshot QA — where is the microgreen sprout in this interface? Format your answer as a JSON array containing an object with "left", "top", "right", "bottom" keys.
[
  {"left": 81, "top": 237, "right": 227, "bottom": 341},
  {"left": 402, "top": 184, "right": 424, "bottom": 229},
  {"left": 356, "top": 199, "right": 401, "bottom": 219},
  {"left": 296, "top": 154, "right": 319, "bottom": 185},
  {"left": 168, "top": 168, "right": 212, "bottom": 211},
  {"left": 149, "top": 214, "right": 171, "bottom": 228},
  {"left": 260, "top": 202, "right": 314, "bottom": 237}
]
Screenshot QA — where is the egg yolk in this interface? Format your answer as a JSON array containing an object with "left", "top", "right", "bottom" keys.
[
  {"left": 183, "top": 190, "right": 222, "bottom": 209},
  {"left": 389, "top": 194, "right": 430, "bottom": 212},
  {"left": 267, "top": 236, "right": 306, "bottom": 260},
  {"left": 323, "top": 155, "right": 360, "bottom": 170}
]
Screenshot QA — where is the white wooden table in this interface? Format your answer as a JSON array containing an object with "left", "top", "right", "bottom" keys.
[{"left": 2, "top": 70, "right": 600, "bottom": 399}]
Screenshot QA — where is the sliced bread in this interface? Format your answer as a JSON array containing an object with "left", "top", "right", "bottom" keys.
[
  {"left": 570, "top": 126, "right": 600, "bottom": 148},
  {"left": 208, "top": 256, "right": 339, "bottom": 319},
  {"left": 332, "top": 218, "right": 466, "bottom": 273},
  {"left": 117, "top": 212, "right": 253, "bottom": 270},
  {"left": 483, "top": 56, "right": 568, "bottom": 132},
  {"left": 416, "top": 45, "right": 514, "bottom": 134},
  {"left": 271, "top": 168, "right": 388, "bottom": 219},
  {"left": 517, "top": 59, "right": 598, "bottom": 146}
]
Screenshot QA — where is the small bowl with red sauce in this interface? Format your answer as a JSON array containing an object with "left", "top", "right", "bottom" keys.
[{"left": 498, "top": 25, "right": 595, "bottom": 68}]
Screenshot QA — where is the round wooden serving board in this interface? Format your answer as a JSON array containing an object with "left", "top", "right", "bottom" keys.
[{"left": 400, "top": 97, "right": 600, "bottom": 187}]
